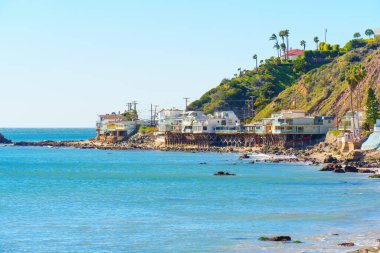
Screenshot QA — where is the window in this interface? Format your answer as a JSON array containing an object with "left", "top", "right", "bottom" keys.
[{"left": 203, "top": 126, "right": 207, "bottom": 131}]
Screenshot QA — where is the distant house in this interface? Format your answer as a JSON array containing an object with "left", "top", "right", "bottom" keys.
[
  {"left": 157, "top": 108, "right": 184, "bottom": 133},
  {"left": 248, "top": 110, "right": 334, "bottom": 135},
  {"left": 338, "top": 110, "right": 366, "bottom": 132},
  {"left": 281, "top": 48, "right": 304, "bottom": 60},
  {"left": 181, "top": 111, "right": 240, "bottom": 133},
  {"left": 96, "top": 113, "right": 137, "bottom": 142}
]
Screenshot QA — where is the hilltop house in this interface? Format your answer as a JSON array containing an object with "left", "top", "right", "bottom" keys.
[
  {"left": 246, "top": 110, "right": 334, "bottom": 135},
  {"left": 281, "top": 48, "right": 304, "bottom": 60},
  {"left": 96, "top": 113, "right": 137, "bottom": 142}
]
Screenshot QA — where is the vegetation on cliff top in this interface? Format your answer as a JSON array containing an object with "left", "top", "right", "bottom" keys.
[
  {"left": 189, "top": 28, "right": 379, "bottom": 123},
  {"left": 254, "top": 41, "right": 380, "bottom": 122}
]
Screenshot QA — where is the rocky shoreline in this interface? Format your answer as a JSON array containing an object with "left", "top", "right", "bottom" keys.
[{"left": 10, "top": 134, "right": 380, "bottom": 176}]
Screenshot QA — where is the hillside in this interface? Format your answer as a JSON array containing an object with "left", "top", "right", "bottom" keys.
[
  {"left": 187, "top": 59, "right": 303, "bottom": 120},
  {"left": 254, "top": 43, "right": 380, "bottom": 121}
]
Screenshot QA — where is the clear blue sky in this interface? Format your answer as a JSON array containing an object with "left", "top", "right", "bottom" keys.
[{"left": 0, "top": 0, "right": 379, "bottom": 127}]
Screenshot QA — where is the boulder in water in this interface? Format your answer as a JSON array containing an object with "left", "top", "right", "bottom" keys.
[
  {"left": 0, "top": 133, "right": 11, "bottom": 144},
  {"left": 344, "top": 165, "right": 358, "bottom": 173}
]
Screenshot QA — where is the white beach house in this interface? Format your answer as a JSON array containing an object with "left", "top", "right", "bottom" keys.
[
  {"left": 96, "top": 113, "right": 137, "bottom": 142},
  {"left": 252, "top": 110, "right": 334, "bottom": 135},
  {"left": 157, "top": 108, "right": 184, "bottom": 133}
]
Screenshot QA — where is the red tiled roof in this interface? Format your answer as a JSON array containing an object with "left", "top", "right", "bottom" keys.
[{"left": 283, "top": 49, "right": 304, "bottom": 57}]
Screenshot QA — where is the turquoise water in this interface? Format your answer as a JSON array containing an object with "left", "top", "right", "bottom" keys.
[
  {"left": 0, "top": 128, "right": 95, "bottom": 142},
  {"left": 1, "top": 129, "right": 380, "bottom": 252}
]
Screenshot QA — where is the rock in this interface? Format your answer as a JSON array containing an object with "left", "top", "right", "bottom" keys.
[
  {"left": 320, "top": 164, "right": 335, "bottom": 171},
  {"left": 369, "top": 174, "right": 380, "bottom": 179},
  {"left": 213, "top": 171, "right": 236, "bottom": 176},
  {"left": 334, "top": 168, "right": 345, "bottom": 173},
  {"left": 338, "top": 242, "right": 355, "bottom": 247},
  {"left": 347, "top": 150, "right": 364, "bottom": 162},
  {"left": 0, "top": 133, "right": 11, "bottom": 144},
  {"left": 358, "top": 168, "right": 373, "bottom": 173},
  {"left": 324, "top": 155, "right": 338, "bottom": 163},
  {"left": 239, "top": 153, "right": 249, "bottom": 159},
  {"left": 199, "top": 162, "right": 207, "bottom": 164},
  {"left": 344, "top": 165, "right": 358, "bottom": 173},
  {"left": 259, "top": 236, "right": 292, "bottom": 242}
]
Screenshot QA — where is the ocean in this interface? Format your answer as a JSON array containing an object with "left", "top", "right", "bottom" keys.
[{"left": 1, "top": 128, "right": 380, "bottom": 252}]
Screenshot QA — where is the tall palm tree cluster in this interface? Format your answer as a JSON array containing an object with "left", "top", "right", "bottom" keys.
[
  {"left": 345, "top": 63, "right": 366, "bottom": 139},
  {"left": 269, "top": 29, "right": 290, "bottom": 60}
]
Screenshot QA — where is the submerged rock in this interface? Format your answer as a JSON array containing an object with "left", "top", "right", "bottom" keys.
[
  {"left": 259, "top": 236, "right": 292, "bottom": 242},
  {"left": 338, "top": 242, "right": 355, "bottom": 247},
  {"left": 213, "top": 171, "right": 236, "bottom": 176}
]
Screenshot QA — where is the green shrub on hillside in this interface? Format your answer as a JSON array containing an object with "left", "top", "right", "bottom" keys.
[{"left": 344, "top": 39, "right": 367, "bottom": 51}]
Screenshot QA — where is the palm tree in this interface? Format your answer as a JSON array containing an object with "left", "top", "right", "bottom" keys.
[
  {"left": 252, "top": 54, "right": 258, "bottom": 69},
  {"left": 314, "top": 36, "right": 319, "bottom": 50},
  {"left": 365, "top": 29, "right": 375, "bottom": 38},
  {"left": 345, "top": 64, "right": 366, "bottom": 139},
  {"left": 353, "top": 32, "right": 361, "bottom": 39},
  {"left": 300, "top": 40, "right": 306, "bottom": 50},
  {"left": 273, "top": 42, "right": 280, "bottom": 58},
  {"left": 270, "top": 33, "right": 279, "bottom": 57},
  {"left": 279, "top": 30, "right": 286, "bottom": 58},
  {"left": 280, "top": 43, "right": 286, "bottom": 59},
  {"left": 284, "top": 29, "right": 290, "bottom": 60}
]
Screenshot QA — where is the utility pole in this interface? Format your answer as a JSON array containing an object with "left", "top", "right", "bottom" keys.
[
  {"left": 324, "top": 28, "right": 327, "bottom": 43},
  {"left": 132, "top": 101, "right": 138, "bottom": 111},
  {"left": 154, "top": 105, "right": 159, "bottom": 125},
  {"left": 150, "top": 104, "right": 154, "bottom": 126},
  {"left": 183, "top": 97, "right": 190, "bottom": 111},
  {"left": 126, "top": 102, "right": 132, "bottom": 112}
]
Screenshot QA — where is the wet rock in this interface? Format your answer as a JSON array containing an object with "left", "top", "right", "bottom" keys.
[
  {"left": 239, "top": 153, "right": 249, "bottom": 159},
  {"left": 199, "top": 162, "right": 207, "bottom": 164},
  {"left": 344, "top": 165, "right": 358, "bottom": 173},
  {"left": 338, "top": 242, "right": 355, "bottom": 247},
  {"left": 259, "top": 236, "right": 292, "bottom": 242},
  {"left": 0, "top": 133, "right": 12, "bottom": 144},
  {"left": 324, "top": 155, "right": 338, "bottom": 163},
  {"left": 334, "top": 168, "right": 345, "bottom": 173},
  {"left": 358, "top": 168, "right": 373, "bottom": 173},
  {"left": 213, "top": 171, "right": 236, "bottom": 176},
  {"left": 369, "top": 174, "right": 380, "bottom": 179},
  {"left": 320, "top": 163, "right": 338, "bottom": 171}
]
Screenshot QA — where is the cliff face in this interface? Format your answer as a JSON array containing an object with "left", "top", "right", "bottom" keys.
[
  {"left": 0, "top": 133, "right": 12, "bottom": 144},
  {"left": 254, "top": 44, "right": 380, "bottom": 121}
]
